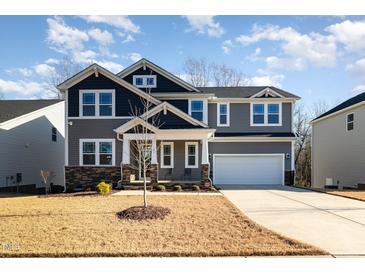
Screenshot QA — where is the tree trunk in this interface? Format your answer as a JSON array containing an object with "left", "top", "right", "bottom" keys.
[{"left": 143, "top": 165, "right": 148, "bottom": 208}]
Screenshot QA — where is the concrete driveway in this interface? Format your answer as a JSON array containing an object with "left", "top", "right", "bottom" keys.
[{"left": 220, "top": 185, "right": 365, "bottom": 256}]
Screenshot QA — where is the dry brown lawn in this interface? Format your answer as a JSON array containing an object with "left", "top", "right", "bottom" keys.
[
  {"left": 0, "top": 194, "right": 325, "bottom": 257},
  {"left": 324, "top": 190, "right": 365, "bottom": 202}
]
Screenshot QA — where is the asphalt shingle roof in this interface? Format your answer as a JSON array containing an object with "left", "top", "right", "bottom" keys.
[
  {"left": 0, "top": 99, "right": 62, "bottom": 123},
  {"left": 198, "top": 86, "right": 300, "bottom": 99},
  {"left": 313, "top": 92, "right": 365, "bottom": 121}
]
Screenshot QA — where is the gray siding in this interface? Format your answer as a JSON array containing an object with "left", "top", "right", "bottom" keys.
[
  {"left": 0, "top": 102, "right": 65, "bottom": 188},
  {"left": 208, "top": 102, "right": 292, "bottom": 133},
  {"left": 312, "top": 105, "right": 365, "bottom": 189},
  {"left": 68, "top": 119, "right": 128, "bottom": 165},
  {"left": 209, "top": 142, "right": 292, "bottom": 170},
  {"left": 157, "top": 140, "right": 201, "bottom": 181}
]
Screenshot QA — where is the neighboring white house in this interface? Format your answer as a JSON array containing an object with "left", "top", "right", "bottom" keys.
[
  {"left": 311, "top": 92, "right": 365, "bottom": 189},
  {"left": 0, "top": 100, "right": 65, "bottom": 193}
]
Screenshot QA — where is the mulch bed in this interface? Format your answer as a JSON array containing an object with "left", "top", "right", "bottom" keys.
[{"left": 116, "top": 205, "right": 171, "bottom": 221}]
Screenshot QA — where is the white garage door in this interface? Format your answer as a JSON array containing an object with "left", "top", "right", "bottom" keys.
[{"left": 213, "top": 154, "right": 284, "bottom": 185}]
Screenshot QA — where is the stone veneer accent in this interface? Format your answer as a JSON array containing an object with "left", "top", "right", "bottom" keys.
[
  {"left": 200, "top": 164, "right": 211, "bottom": 188},
  {"left": 149, "top": 164, "right": 158, "bottom": 185},
  {"left": 122, "top": 164, "right": 133, "bottom": 184},
  {"left": 65, "top": 166, "right": 121, "bottom": 191}
]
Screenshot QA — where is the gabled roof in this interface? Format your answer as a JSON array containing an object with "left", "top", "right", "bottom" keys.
[
  {"left": 116, "top": 58, "right": 201, "bottom": 93},
  {"left": 313, "top": 91, "right": 365, "bottom": 122},
  {"left": 141, "top": 101, "right": 208, "bottom": 128},
  {"left": 198, "top": 86, "right": 300, "bottom": 99},
  {"left": 57, "top": 63, "right": 160, "bottom": 105},
  {"left": 0, "top": 99, "right": 62, "bottom": 123},
  {"left": 114, "top": 117, "right": 160, "bottom": 134}
]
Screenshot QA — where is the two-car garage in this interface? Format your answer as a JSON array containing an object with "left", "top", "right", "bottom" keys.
[{"left": 213, "top": 154, "right": 285, "bottom": 185}]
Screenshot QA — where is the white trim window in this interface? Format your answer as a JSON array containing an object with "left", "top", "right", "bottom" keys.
[
  {"left": 217, "top": 103, "right": 230, "bottom": 126},
  {"left": 185, "top": 142, "right": 198, "bottom": 168},
  {"left": 188, "top": 99, "right": 207, "bottom": 123},
  {"left": 251, "top": 102, "right": 282, "bottom": 126},
  {"left": 133, "top": 75, "right": 157, "bottom": 88},
  {"left": 346, "top": 113, "right": 354, "bottom": 131},
  {"left": 161, "top": 142, "right": 174, "bottom": 168},
  {"left": 80, "top": 139, "right": 115, "bottom": 166},
  {"left": 80, "top": 90, "right": 115, "bottom": 117}
]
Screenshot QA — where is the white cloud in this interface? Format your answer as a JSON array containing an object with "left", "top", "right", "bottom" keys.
[
  {"left": 0, "top": 79, "right": 51, "bottom": 98},
  {"left": 346, "top": 58, "right": 365, "bottom": 77},
  {"left": 80, "top": 16, "right": 140, "bottom": 33},
  {"left": 265, "top": 56, "right": 306, "bottom": 71},
  {"left": 97, "top": 61, "right": 123, "bottom": 73},
  {"left": 128, "top": 52, "right": 142, "bottom": 63},
  {"left": 6, "top": 68, "right": 33, "bottom": 77},
  {"left": 80, "top": 16, "right": 140, "bottom": 43},
  {"left": 245, "top": 47, "right": 262, "bottom": 62},
  {"left": 326, "top": 20, "right": 365, "bottom": 52},
  {"left": 73, "top": 50, "right": 97, "bottom": 63},
  {"left": 33, "top": 64, "right": 56, "bottom": 77},
  {"left": 222, "top": 40, "right": 233, "bottom": 54},
  {"left": 352, "top": 84, "right": 365, "bottom": 94},
  {"left": 45, "top": 58, "right": 60, "bottom": 65},
  {"left": 247, "top": 74, "right": 285, "bottom": 87},
  {"left": 184, "top": 16, "right": 224, "bottom": 38},
  {"left": 47, "top": 16, "right": 89, "bottom": 52},
  {"left": 236, "top": 24, "right": 337, "bottom": 68},
  {"left": 88, "top": 28, "right": 114, "bottom": 46}
]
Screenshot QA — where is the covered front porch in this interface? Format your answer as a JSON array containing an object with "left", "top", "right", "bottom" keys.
[{"left": 116, "top": 132, "right": 213, "bottom": 188}]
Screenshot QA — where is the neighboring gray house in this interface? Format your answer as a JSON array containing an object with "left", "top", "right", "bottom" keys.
[
  {"left": 58, "top": 58, "right": 299, "bottom": 190},
  {"left": 0, "top": 100, "right": 65, "bottom": 193},
  {"left": 312, "top": 92, "right": 365, "bottom": 189}
]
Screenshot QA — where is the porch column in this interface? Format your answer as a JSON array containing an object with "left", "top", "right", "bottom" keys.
[
  {"left": 201, "top": 138, "right": 211, "bottom": 188},
  {"left": 150, "top": 138, "right": 158, "bottom": 186},
  {"left": 122, "top": 138, "right": 131, "bottom": 184},
  {"left": 122, "top": 138, "right": 130, "bottom": 164},
  {"left": 151, "top": 138, "right": 158, "bottom": 164},
  {"left": 201, "top": 138, "right": 209, "bottom": 164}
]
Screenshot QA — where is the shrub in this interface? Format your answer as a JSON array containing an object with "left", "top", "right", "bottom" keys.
[
  {"left": 209, "top": 186, "right": 217, "bottom": 192},
  {"left": 155, "top": 184, "right": 166, "bottom": 192},
  {"left": 97, "top": 181, "right": 110, "bottom": 195},
  {"left": 173, "top": 184, "right": 183, "bottom": 192},
  {"left": 192, "top": 185, "right": 200, "bottom": 192}
]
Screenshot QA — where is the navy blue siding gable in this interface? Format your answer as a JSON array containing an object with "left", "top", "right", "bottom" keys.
[
  {"left": 122, "top": 67, "right": 190, "bottom": 93},
  {"left": 68, "top": 73, "right": 150, "bottom": 117},
  {"left": 165, "top": 99, "right": 189, "bottom": 113},
  {"left": 149, "top": 110, "right": 202, "bottom": 129}
]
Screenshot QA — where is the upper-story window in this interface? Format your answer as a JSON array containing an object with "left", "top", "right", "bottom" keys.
[
  {"left": 217, "top": 103, "right": 230, "bottom": 126},
  {"left": 346, "top": 113, "right": 354, "bottom": 131},
  {"left": 251, "top": 102, "right": 282, "bottom": 126},
  {"left": 189, "top": 99, "right": 207, "bottom": 123},
  {"left": 80, "top": 90, "right": 115, "bottom": 117},
  {"left": 133, "top": 75, "right": 157, "bottom": 88}
]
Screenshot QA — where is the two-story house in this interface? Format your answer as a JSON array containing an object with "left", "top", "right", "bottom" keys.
[
  {"left": 312, "top": 92, "right": 365, "bottom": 189},
  {"left": 58, "top": 58, "right": 299, "bottom": 191}
]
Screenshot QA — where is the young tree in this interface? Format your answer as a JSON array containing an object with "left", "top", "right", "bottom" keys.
[{"left": 127, "top": 86, "right": 162, "bottom": 208}]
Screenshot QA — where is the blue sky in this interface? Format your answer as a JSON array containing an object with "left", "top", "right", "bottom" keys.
[{"left": 1, "top": 15, "right": 365, "bottom": 108}]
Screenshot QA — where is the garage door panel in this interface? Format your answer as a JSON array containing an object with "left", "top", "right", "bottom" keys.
[{"left": 214, "top": 155, "right": 283, "bottom": 185}]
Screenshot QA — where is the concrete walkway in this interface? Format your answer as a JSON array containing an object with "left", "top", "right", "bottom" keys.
[{"left": 220, "top": 185, "right": 365, "bottom": 256}]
